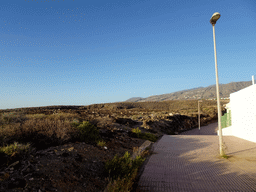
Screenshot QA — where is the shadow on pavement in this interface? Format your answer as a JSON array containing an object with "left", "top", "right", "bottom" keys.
[{"left": 135, "top": 134, "right": 256, "bottom": 191}]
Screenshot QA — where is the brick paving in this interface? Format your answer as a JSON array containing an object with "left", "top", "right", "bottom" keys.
[
  {"left": 180, "top": 122, "right": 219, "bottom": 135},
  {"left": 136, "top": 123, "right": 256, "bottom": 191}
]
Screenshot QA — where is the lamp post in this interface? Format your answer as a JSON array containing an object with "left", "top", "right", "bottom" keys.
[
  {"left": 210, "top": 12, "right": 224, "bottom": 156},
  {"left": 198, "top": 100, "right": 202, "bottom": 131}
]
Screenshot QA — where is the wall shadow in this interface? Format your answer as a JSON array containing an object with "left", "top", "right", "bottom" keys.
[{"left": 134, "top": 135, "right": 256, "bottom": 191}]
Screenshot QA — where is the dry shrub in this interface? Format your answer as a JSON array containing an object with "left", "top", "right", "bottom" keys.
[
  {"left": 0, "top": 111, "right": 100, "bottom": 149},
  {"left": 46, "top": 112, "right": 79, "bottom": 122},
  {"left": 104, "top": 170, "right": 137, "bottom": 192},
  {"left": 0, "top": 112, "right": 27, "bottom": 125},
  {"left": 0, "top": 117, "right": 77, "bottom": 149},
  {"left": 0, "top": 123, "right": 21, "bottom": 146},
  {"left": 19, "top": 118, "right": 74, "bottom": 147},
  {"left": 25, "top": 113, "right": 46, "bottom": 119},
  {"left": 104, "top": 151, "right": 145, "bottom": 192}
]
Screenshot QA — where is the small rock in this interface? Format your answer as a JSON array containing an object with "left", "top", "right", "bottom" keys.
[{"left": 68, "top": 147, "right": 74, "bottom": 151}]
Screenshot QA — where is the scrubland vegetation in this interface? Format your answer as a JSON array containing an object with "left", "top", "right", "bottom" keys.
[
  {"left": 0, "top": 109, "right": 158, "bottom": 191},
  {"left": 104, "top": 151, "right": 146, "bottom": 192},
  {"left": 0, "top": 100, "right": 228, "bottom": 191}
]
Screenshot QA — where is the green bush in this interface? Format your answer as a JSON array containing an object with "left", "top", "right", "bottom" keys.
[
  {"left": 72, "top": 121, "right": 100, "bottom": 142},
  {"left": 71, "top": 119, "right": 80, "bottom": 127},
  {"left": 131, "top": 127, "right": 141, "bottom": 134},
  {"left": 105, "top": 151, "right": 145, "bottom": 180},
  {"left": 131, "top": 128, "right": 158, "bottom": 142},
  {"left": 140, "top": 132, "right": 158, "bottom": 142},
  {"left": 97, "top": 140, "right": 106, "bottom": 147},
  {"left": 0, "top": 142, "right": 31, "bottom": 156},
  {"left": 0, "top": 142, "right": 31, "bottom": 167}
]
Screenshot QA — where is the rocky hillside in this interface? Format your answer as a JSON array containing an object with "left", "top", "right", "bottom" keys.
[{"left": 126, "top": 81, "right": 252, "bottom": 102}]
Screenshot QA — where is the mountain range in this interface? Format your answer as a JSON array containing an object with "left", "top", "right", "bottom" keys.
[{"left": 126, "top": 81, "right": 253, "bottom": 102}]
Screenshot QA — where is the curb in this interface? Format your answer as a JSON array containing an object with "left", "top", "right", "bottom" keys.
[
  {"left": 131, "top": 135, "right": 163, "bottom": 192},
  {"left": 131, "top": 140, "right": 153, "bottom": 160}
]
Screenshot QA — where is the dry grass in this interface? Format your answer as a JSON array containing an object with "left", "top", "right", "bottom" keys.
[
  {"left": 0, "top": 111, "right": 103, "bottom": 169},
  {"left": 45, "top": 112, "right": 79, "bottom": 121},
  {"left": 0, "top": 111, "right": 27, "bottom": 125},
  {"left": 104, "top": 169, "right": 138, "bottom": 192},
  {"left": 20, "top": 118, "right": 74, "bottom": 142},
  {"left": 0, "top": 112, "right": 82, "bottom": 150}
]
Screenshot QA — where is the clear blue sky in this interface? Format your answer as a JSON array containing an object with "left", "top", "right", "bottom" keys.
[{"left": 1, "top": 0, "right": 256, "bottom": 109}]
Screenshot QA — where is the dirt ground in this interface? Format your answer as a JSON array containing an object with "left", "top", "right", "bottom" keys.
[{"left": 0, "top": 137, "right": 146, "bottom": 192}]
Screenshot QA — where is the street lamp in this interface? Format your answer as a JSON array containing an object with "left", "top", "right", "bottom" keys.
[
  {"left": 198, "top": 100, "right": 202, "bottom": 131},
  {"left": 210, "top": 12, "right": 224, "bottom": 156}
]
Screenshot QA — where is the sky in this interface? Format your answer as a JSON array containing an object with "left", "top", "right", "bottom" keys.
[{"left": 1, "top": 0, "right": 256, "bottom": 109}]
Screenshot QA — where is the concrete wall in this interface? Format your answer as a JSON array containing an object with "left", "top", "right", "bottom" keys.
[{"left": 230, "top": 84, "right": 256, "bottom": 143}]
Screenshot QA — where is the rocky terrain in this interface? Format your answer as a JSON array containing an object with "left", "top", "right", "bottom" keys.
[{"left": 0, "top": 100, "right": 228, "bottom": 191}]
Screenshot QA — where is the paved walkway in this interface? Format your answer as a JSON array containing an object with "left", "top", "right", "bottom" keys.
[
  {"left": 136, "top": 123, "right": 256, "bottom": 191},
  {"left": 180, "top": 122, "right": 219, "bottom": 135}
]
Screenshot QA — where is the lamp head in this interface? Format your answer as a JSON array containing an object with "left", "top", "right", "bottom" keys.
[{"left": 210, "top": 12, "right": 221, "bottom": 25}]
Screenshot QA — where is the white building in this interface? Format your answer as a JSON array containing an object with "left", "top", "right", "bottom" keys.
[{"left": 218, "top": 83, "right": 256, "bottom": 143}]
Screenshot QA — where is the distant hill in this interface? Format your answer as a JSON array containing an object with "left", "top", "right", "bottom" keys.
[
  {"left": 125, "top": 97, "right": 144, "bottom": 102},
  {"left": 125, "top": 81, "right": 253, "bottom": 102}
]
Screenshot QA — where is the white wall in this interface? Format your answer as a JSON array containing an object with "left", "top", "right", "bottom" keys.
[
  {"left": 230, "top": 84, "right": 256, "bottom": 143},
  {"left": 218, "top": 126, "right": 232, "bottom": 136}
]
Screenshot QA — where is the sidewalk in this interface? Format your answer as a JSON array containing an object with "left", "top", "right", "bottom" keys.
[{"left": 136, "top": 123, "right": 256, "bottom": 191}]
